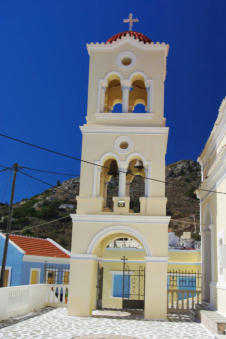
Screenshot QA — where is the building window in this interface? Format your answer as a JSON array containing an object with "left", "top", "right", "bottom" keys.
[
  {"left": 30, "top": 268, "right": 40, "bottom": 284},
  {"left": 0, "top": 267, "right": 11, "bottom": 287},
  {"left": 112, "top": 274, "right": 130, "bottom": 298},
  {"left": 63, "top": 271, "right": 70, "bottom": 284},
  {"left": 46, "top": 270, "right": 57, "bottom": 284}
]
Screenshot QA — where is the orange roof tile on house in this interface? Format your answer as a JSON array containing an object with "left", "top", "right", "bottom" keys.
[{"left": 9, "top": 234, "right": 70, "bottom": 258}]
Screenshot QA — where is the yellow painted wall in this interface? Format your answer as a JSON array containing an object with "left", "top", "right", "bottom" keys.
[{"left": 101, "top": 248, "right": 201, "bottom": 309}]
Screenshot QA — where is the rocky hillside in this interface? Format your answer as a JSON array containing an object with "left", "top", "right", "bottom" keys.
[
  {"left": 0, "top": 160, "right": 201, "bottom": 249},
  {"left": 166, "top": 160, "right": 200, "bottom": 235}
]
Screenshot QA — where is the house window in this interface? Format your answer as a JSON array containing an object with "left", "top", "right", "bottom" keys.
[
  {"left": 112, "top": 274, "right": 130, "bottom": 298},
  {"left": 0, "top": 267, "right": 11, "bottom": 287},
  {"left": 63, "top": 271, "right": 70, "bottom": 284},
  {"left": 30, "top": 268, "right": 40, "bottom": 284},
  {"left": 46, "top": 270, "right": 57, "bottom": 284}
]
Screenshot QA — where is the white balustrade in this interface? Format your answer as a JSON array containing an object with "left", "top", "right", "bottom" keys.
[
  {"left": 167, "top": 289, "right": 202, "bottom": 313},
  {"left": 45, "top": 284, "right": 69, "bottom": 306},
  {"left": 0, "top": 284, "right": 69, "bottom": 321}
]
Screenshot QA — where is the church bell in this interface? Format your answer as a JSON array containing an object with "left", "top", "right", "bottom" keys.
[
  {"left": 134, "top": 160, "right": 144, "bottom": 170},
  {"left": 107, "top": 160, "right": 118, "bottom": 176}
]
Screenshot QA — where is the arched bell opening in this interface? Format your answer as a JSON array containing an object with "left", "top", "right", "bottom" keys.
[
  {"left": 100, "top": 158, "right": 119, "bottom": 211},
  {"left": 126, "top": 159, "right": 145, "bottom": 213},
  {"left": 129, "top": 76, "right": 147, "bottom": 113},
  {"left": 104, "top": 76, "right": 122, "bottom": 113}
]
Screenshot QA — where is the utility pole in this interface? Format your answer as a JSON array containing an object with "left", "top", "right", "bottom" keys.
[{"left": 0, "top": 163, "right": 18, "bottom": 287}]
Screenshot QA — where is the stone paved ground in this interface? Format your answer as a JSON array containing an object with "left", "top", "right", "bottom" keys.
[{"left": 0, "top": 308, "right": 214, "bottom": 339}]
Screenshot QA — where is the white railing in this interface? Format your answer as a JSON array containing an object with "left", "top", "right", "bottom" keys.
[
  {"left": 168, "top": 289, "right": 202, "bottom": 313},
  {"left": 45, "top": 284, "right": 69, "bottom": 306},
  {"left": 0, "top": 284, "right": 69, "bottom": 321}
]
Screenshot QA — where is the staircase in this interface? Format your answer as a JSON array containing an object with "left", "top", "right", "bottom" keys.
[{"left": 196, "top": 302, "right": 226, "bottom": 336}]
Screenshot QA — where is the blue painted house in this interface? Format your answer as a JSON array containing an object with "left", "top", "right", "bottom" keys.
[{"left": 0, "top": 233, "right": 70, "bottom": 286}]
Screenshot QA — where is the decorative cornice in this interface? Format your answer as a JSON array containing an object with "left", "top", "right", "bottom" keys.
[
  {"left": 87, "top": 37, "right": 169, "bottom": 56},
  {"left": 23, "top": 255, "right": 70, "bottom": 264},
  {"left": 95, "top": 113, "right": 154, "bottom": 120},
  {"left": 145, "top": 256, "right": 168, "bottom": 263},
  {"left": 70, "top": 214, "right": 171, "bottom": 224},
  {"left": 70, "top": 254, "right": 97, "bottom": 261},
  {"left": 169, "top": 262, "right": 201, "bottom": 265},
  {"left": 80, "top": 125, "right": 169, "bottom": 135}
]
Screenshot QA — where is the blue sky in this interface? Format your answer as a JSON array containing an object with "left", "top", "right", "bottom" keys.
[{"left": 0, "top": 0, "right": 226, "bottom": 203}]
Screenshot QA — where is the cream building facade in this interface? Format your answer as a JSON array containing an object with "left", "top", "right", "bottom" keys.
[
  {"left": 197, "top": 97, "right": 226, "bottom": 316},
  {"left": 68, "top": 30, "right": 171, "bottom": 320}
]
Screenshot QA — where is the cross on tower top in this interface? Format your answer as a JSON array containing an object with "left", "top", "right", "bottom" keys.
[{"left": 123, "top": 13, "right": 139, "bottom": 31}]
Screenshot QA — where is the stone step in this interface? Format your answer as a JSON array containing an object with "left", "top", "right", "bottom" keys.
[{"left": 196, "top": 306, "right": 226, "bottom": 335}]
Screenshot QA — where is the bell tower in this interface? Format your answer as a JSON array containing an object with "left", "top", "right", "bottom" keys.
[{"left": 69, "top": 19, "right": 171, "bottom": 320}]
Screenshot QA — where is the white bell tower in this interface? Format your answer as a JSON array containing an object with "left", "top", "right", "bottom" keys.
[{"left": 69, "top": 18, "right": 171, "bottom": 320}]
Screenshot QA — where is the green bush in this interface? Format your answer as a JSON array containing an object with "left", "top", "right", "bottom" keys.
[
  {"left": 185, "top": 186, "right": 197, "bottom": 199},
  {"left": 13, "top": 216, "right": 30, "bottom": 225},
  {"left": 192, "top": 232, "right": 201, "bottom": 241},
  {"left": 36, "top": 200, "right": 61, "bottom": 220},
  {"left": 13, "top": 200, "right": 37, "bottom": 218}
]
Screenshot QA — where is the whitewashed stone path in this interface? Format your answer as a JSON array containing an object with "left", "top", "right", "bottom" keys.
[{"left": 0, "top": 308, "right": 213, "bottom": 339}]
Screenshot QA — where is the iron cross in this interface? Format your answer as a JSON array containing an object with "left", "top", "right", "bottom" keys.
[{"left": 123, "top": 13, "right": 139, "bottom": 31}]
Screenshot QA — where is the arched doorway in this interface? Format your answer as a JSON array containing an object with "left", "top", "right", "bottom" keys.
[
  {"left": 87, "top": 226, "right": 151, "bottom": 312},
  {"left": 96, "top": 236, "right": 145, "bottom": 311}
]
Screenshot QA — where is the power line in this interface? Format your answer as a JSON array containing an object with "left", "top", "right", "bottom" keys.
[
  {"left": 0, "top": 168, "right": 10, "bottom": 173},
  {"left": 22, "top": 165, "right": 79, "bottom": 177},
  {"left": 13, "top": 214, "right": 203, "bottom": 235},
  {"left": 0, "top": 164, "right": 12, "bottom": 169},
  {"left": 18, "top": 169, "right": 76, "bottom": 195},
  {"left": 13, "top": 215, "right": 70, "bottom": 234},
  {"left": 19, "top": 170, "right": 55, "bottom": 188},
  {"left": 0, "top": 133, "right": 169, "bottom": 185},
  {"left": 0, "top": 132, "right": 225, "bottom": 195},
  {"left": 19, "top": 168, "right": 204, "bottom": 229},
  {"left": 0, "top": 132, "right": 107, "bottom": 169}
]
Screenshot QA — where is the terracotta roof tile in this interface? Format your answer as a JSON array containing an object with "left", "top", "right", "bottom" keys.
[
  {"left": 107, "top": 31, "right": 152, "bottom": 44},
  {"left": 9, "top": 234, "right": 70, "bottom": 258}
]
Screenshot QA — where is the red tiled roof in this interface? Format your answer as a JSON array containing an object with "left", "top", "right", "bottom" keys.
[
  {"left": 9, "top": 234, "right": 70, "bottom": 258},
  {"left": 107, "top": 31, "right": 152, "bottom": 44}
]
